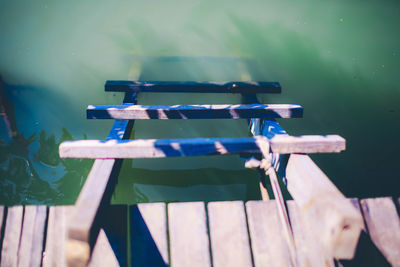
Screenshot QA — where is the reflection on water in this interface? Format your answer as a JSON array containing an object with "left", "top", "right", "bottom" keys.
[{"left": 1, "top": 76, "right": 93, "bottom": 205}]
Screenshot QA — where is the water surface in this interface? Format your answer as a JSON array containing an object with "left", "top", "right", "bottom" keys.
[{"left": 1, "top": 0, "right": 399, "bottom": 205}]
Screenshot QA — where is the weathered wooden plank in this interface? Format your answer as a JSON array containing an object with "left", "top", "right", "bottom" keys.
[
  {"left": 246, "top": 200, "right": 293, "bottom": 267},
  {"left": 43, "top": 206, "right": 73, "bottom": 267},
  {"left": 98, "top": 205, "right": 127, "bottom": 267},
  {"left": 1, "top": 206, "right": 23, "bottom": 267},
  {"left": 361, "top": 197, "right": 400, "bottom": 266},
  {"left": 59, "top": 135, "right": 345, "bottom": 159},
  {"left": 87, "top": 104, "right": 303, "bottom": 120},
  {"left": 207, "top": 201, "right": 252, "bottom": 267},
  {"left": 66, "top": 93, "right": 137, "bottom": 266},
  {"left": 17, "top": 206, "right": 47, "bottom": 267},
  {"left": 285, "top": 154, "right": 363, "bottom": 259},
  {"left": 168, "top": 202, "right": 211, "bottom": 267},
  {"left": 287, "top": 201, "right": 334, "bottom": 267},
  {"left": 105, "top": 80, "right": 281, "bottom": 94},
  {"left": 87, "top": 229, "right": 119, "bottom": 267},
  {"left": 130, "top": 203, "right": 168, "bottom": 267}
]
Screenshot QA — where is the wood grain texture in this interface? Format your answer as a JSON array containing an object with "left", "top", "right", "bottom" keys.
[
  {"left": 1, "top": 206, "right": 23, "bottom": 267},
  {"left": 361, "top": 197, "right": 400, "bottom": 266},
  {"left": 105, "top": 80, "right": 281, "bottom": 94},
  {"left": 43, "top": 206, "right": 73, "bottom": 267},
  {"left": 246, "top": 201, "right": 293, "bottom": 267},
  {"left": 59, "top": 135, "right": 345, "bottom": 159},
  {"left": 87, "top": 229, "right": 119, "bottom": 267},
  {"left": 66, "top": 92, "right": 135, "bottom": 266},
  {"left": 287, "top": 201, "right": 334, "bottom": 267},
  {"left": 285, "top": 154, "right": 363, "bottom": 259},
  {"left": 17, "top": 206, "right": 47, "bottom": 267},
  {"left": 130, "top": 203, "right": 168, "bottom": 267},
  {"left": 68, "top": 159, "right": 116, "bottom": 243},
  {"left": 168, "top": 202, "right": 211, "bottom": 267},
  {"left": 207, "top": 201, "right": 252, "bottom": 267},
  {"left": 87, "top": 104, "right": 303, "bottom": 120}
]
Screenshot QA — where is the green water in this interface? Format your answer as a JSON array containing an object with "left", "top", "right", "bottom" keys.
[{"left": 1, "top": 0, "right": 399, "bottom": 205}]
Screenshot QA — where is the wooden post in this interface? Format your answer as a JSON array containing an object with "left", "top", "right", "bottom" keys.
[
  {"left": 251, "top": 116, "right": 362, "bottom": 259},
  {"left": 285, "top": 154, "right": 363, "bottom": 259},
  {"left": 65, "top": 93, "right": 137, "bottom": 267}
]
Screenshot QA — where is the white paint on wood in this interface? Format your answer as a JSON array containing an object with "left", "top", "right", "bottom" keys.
[
  {"left": 1, "top": 206, "right": 23, "bottom": 267},
  {"left": 88, "top": 229, "right": 119, "bottom": 267},
  {"left": 207, "top": 201, "right": 252, "bottom": 267},
  {"left": 285, "top": 154, "right": 363, "bottom": 259},
  {"left": 43, "top": 206, "right": 73, "bottom": 267},
  {"left": 287, "top": 201, "right": 334, "bottom": 267},
  {"left": 246, "top": 200, "right": 293, "bottom": 267},
  {"left": 87, "top": 104, "right": 303, "bottom": 120},
  {"left": 361, "top": 197, "right": 400, "bottom": 266},
  {"left": 17, "top": 206, "right": 47, "bottom": 267},
  {"left": 68, "top": 159, "right": 115, "bottom": 242},
  {"left": 59, "top": 135, "right": 345, "bottom": 159},
  {"left": 137, "top": 203, "right": 169, "bottom": 264},
  {"left": 168, "top": 202, "right": 211, "bottom": 267}
]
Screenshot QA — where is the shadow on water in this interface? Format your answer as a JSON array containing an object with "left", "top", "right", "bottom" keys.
[{"left": 112, "top": 56, "right": 266, "bottom": 204}]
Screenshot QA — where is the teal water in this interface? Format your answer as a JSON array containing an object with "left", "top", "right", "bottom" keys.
[{"left": 1, "top": 0, "right": 399, "bottom": 205}]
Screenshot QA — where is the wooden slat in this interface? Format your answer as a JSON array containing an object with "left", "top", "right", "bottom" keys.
[
  {"left": 99, "top": 205, "right": 127, "bottom": 267},
  {"left": 43, "top": 206, "right": 72, "bottom": 267},
  {"left": 1, "top": 206, "right": 23, "bottom": 267},
  {"left": 168, "top": 202, "right": 211, "bottom": 267},
  {"left": 287, "top": 201, "right": 334, "bottom": 267},
  {"left": 285, "top": 154, "right": 363, "bottom": 259},
  {"left": 87, "top": 104, "right": 303, "bottom": 120},
  {"left": 17, "top": 206, "right": 47, "bottom": 267},
  {"left": 246, "top": 200, "right": 293, "bottom": 267},
  {"left": 207, "top": 201, "right": 252, "bottom": 267},
  {"left": 105, "top": 81, "right": 281, "bottom": 94},
  {"left": 361, "top": 197, "right": 400, "bottom": 266},
  {"left": 68, "top": 159, "right": 116, "bottom": 242},
  {"left": 87, "top": 229, "right": 119, "bottom": 267},
  {"left": 66, "top": 93, "right": 137, "bottom": 266},
  {"left": 130, "top": 203, "right": 168, "bottom": 267},
  {"left": 59, "top": 135, "right": 345, "bottom": 159}
]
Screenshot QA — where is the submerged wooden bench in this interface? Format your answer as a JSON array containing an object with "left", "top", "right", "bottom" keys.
[
  {"left": 56, "top": 80, "right": 365, "bottom": 266},
  {"left": 1, "top": 197, "right": 400, "bottom": 266}
]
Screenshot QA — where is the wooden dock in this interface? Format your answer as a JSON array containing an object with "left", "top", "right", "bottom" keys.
[
  {"left": 1, "top": 197, "right": 400, "bottom": 266},
  {"left": 2, "top": 80, "right": 399, "bottom": 266}
]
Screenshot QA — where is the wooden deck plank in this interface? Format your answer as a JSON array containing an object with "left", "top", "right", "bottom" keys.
[
  {"left": 17, "top": 206, "right": 47, "bottom": 267},
  {"left": 130, "top": 203, "right": 168, "bottom": 267},
  {"left": 287, "top": 201, "right": 335, "bottom": 267},
  {"left": 285, "top": 154, "right": 363, "bottom": 259},
  {"left": 1, "top": 206, "right": 23, "bottom": 267},
  {"left": 168, "top": 202, "right": 211, "bottom": 267},
  {"left": 105, "top": 80, "right": 281, "bottom": 94},
  {"left": 99, "top": 205, "right": 128, "bottom": 267},
  {"left": 246, "top": 200, "right": 293, "bottom": 267},
  {"left": 59, "top": 135, "right": 346, "bottom": 159},
  {"left": 361, "top": 197, "right": 400, "bottom": 266},
  {"left": 207, "top": 201, "right": 252, "bottom": 267},
  {"left": 87, "top": 229, "right": 119, "bottom": 267},
  {"left": 43, "top": 206, "right": 72, "bottom": 267},
  {"left": 87, "top": 104, "right": 303, "bottom": 120}
]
